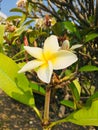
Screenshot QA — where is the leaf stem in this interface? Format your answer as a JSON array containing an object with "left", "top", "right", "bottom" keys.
[{"left": 33, "top": 106, "right": 42, "bottom": 120}]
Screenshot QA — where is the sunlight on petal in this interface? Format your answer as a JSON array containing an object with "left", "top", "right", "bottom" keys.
[
  {"left": 18, "top": 60, "right": 44, "bottom": 73},
  {"left": 52, "top": 51, "right": 78, "bottom": 70},
  {"left": 61, "top": 40, "right": 70, "bottom": 50},
  {"left": 24, "top": 46, "right": 44, "bottom": 60},
  {"left": 71, "top": 44, "right": 82, "bottom": 50},
  {"left": 37, "top": 61, "right": 53, "bottom": 83},
  {"left": 44, "top": 35, "right": 60, "bottom": 59}
]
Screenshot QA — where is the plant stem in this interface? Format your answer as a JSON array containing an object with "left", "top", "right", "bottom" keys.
[
  {"left": 33, "top": 106, "right": 42, "bottom": 120},
  {"left": 43, "top": 86, "right": 51, "bottom": 126},
  {"left": 12, "top": 50, "right": 25, "bottom": 59},
  {"left": 47, "top": 118, "right": 68, "bottom": 129}
]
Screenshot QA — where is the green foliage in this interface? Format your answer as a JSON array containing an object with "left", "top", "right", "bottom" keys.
[
  {"left": 65, "top": 69, "right": 72, "bottom": 76},
  {"left": 30, "top": 82, "right": 45, "bottom": 96},
  {"left": 1, "top": 0, "right": 98, "bottom": 129},
  {"left": 61, "top": 79, "right": 81, "bottom": 110},
  {"left": 85, "top": 32, "right": 98, "bottom": 42},
  {"left": 52, "top": 21, "right": 81, "bottom": 40},
  {"left": 7, "top": 15, "right": 22, "bottom": 21},
  {"left": 52, "top": 95, "right": 98, "bottom": 127},
  {"left": 86, "top": 92, "right": 98, "bottom": 107},
  {"left": 0, "top": 25, "right": 5, "bottom": 52},
  {"left": 24, "top": 19, "right": 34, "bottom": 26},
  {"left": 66, "top": 100, "right": 98, "bottom": 126},
  {"left": 60, "top": 100, "right": 75, "bottom": 109},
  {"left": 10, "top": 8, "right": 25, "bottom": 13},
  {"left": 0, "top": 53, "right": 35, "bottom": 107},
  {"left": 69, "top": 79, "right": 81, "bottom": 102},
  {"left": 79, "top": 65, "right": 98, "bottom": 72},
  {"left": 52, "top": 22, "right": 65, "bottom": 35},
  {"left": 14, "top": 25, "right": 27, "bottom": 36},
  {"left": 0, "top": 25, "right": 5, "bottom": 45},
  {"left": 28, "top": 30, "right": 47, "bottom": 43}
]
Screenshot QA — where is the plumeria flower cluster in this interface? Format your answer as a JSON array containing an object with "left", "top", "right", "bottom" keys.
[
  {"left": 35, "top": 15, "right": 56, "bottom": 29},
  {"left": 18, "top": 35, "right": 80, "bottom": 83},
  {"left": 5, "top": 22, "right": 16, "bottom": 32},
  {"left": 16, "top": 0, "right": 27, "bottom": 8}
]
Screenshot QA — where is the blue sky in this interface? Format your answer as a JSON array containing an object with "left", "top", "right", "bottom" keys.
[{"left": 1, "top": 0, "right": 17, "bottom": 16}]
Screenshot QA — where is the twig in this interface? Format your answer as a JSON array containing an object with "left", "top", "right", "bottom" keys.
[{"left": 58, "top": 87, "right": 70, "bottom": 118}]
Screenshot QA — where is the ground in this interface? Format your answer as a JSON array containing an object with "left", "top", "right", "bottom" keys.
[{"left": 0, "top": 89, "right": 96, "bottom": 130}]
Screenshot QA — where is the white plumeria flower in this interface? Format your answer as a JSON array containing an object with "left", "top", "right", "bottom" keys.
[
  {"left": 16, "top": 0, "right": 27, "bottom": 7},
  {"left": 61, "top": 40, "right": 82, "bottom": 51},
  {"left": 35, "top": 17, "right": 56, "bottom": 29},
  {"left": 18, "top": 35, "right": 78, "bottom": 83},
  {"left": 35, "top": 18, "right": 45, "bottom": 28}
]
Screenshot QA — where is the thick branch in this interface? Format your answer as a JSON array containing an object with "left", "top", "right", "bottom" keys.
[
  {"left": 51, "top": 0, "right": 90, "bottom": 26},
  {"left": 29, "top": 0, "right": 61, "bottom": 21},
  {"left": 70, "top": 1, "right": 90, "bottom": 27},
  {"left": 48, "top": 0, "right": 57, "bottom": 16},
  {"left": 77, "top": 0, "right": 87, "bottom": 12}
]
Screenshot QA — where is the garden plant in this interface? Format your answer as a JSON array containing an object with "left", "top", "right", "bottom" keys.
[{"left": 0, "top": 0, "right": 98, "bottom": 130}]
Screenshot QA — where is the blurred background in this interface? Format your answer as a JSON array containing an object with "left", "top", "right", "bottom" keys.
[{"left": 0, "top": 0, "right": 17, "bottom": 16}]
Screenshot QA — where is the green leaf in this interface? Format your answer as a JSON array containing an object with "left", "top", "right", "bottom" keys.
[
  {"left": 0, "top": 53, "right": 35, "bottom": 107},
  {"left": 14, "top": 25, "right": 26, "bottom": 36},
  {"left": 28, "top": 3, "right": 33, "bottom": 14},
  {"left": 10, "top": 8, "right": 25, "bottom": 13},
  {"left": 24, "top": 19, "right": 34, "bottom": 26},
  {"left": 7, "top": 15, "right": 22, "bottom": 21},
  {"left": 0, "top": 53, "right": 18, "bottom": 80},
  {"left": 52, "top": 21, "right": 81, "bottom": 39},
  {"left": 0, "top": 25, "right": 5, "bottom": 52},
  {"left": 85, "top": 32, "right": 98, "bottom": 42},
  {"left": 63, "top": 21, "right": 76, "bottom": 33},
  {"left": 69, "top": 79, "right": 81, "bottom": 101},
  {"left": 28, "top": 30, "right": 47, "bottom": 43},
  {"left": 86, "top": 92, "right": 98, "bottom": 107},
  {"left": 51, "top": 100, "right": 98, "bottom": 127},
  {"left": 67, "top": 100, "right": 98, "bottom": 126},
  {"left": 19, "top": 14, "right": 27, "bottom": 26},
  {"left": 79, "top": 65, "right": 98, "bottom": 72},
  {"left": 63, "top": 21, "right": 81, "bottom": 39},
  {"left": 61, "top": 100, "right": 75, "bottom": 109},
  {"left": 30, "top": 82, "right": 45, "bottom": 96},
  {"left": 65, "top": 69, "right": 72, "bottom": 76},
  {"left": 52, "top": 22, "right": 65, "bottom": 35},
  {"left": 0, "top": 25, "right": 5, "bottom": 45},
  {"left": 73, "top": 79, "right": 81, "bottom": 96}
]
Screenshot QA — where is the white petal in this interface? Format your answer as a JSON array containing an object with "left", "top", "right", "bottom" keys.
[
  {"left": 24, "top": 46, "right": 44, "bottom": 60},
  {"left": 71, "top": 44, "right": 82, "bottom": 50},
  {"left": 43, "top": 35, "right": 60, "bottom": 59},
  {"left": 51, "top": 50, "right": 78, "bottom": 70},
  {"left": 61, "top": 40, "right": 70, "bottom": 50},
  {"left": 37, "top": 61, "right": 53, "bottom": 83},
  {"left": 18, "top": 60, "right": 44, "bottom": 73}
]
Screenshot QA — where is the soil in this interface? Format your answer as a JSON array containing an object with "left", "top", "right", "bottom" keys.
[{"left": 0, "top": 89, "right": 97, "bottom": 130}]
